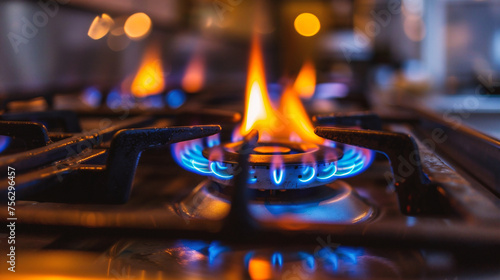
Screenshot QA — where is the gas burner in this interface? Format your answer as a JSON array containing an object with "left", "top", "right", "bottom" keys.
[
  {"left": 203, "top": 141, "right": 344, "bottom": 189},
  {"left": 172, "top": 136, "right": 374, "bottom": 190},
  {"left": 179, "top": 180, "right": 374, "bottom": 224}
]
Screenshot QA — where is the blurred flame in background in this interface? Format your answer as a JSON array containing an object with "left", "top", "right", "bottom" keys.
[
  {"left": 182, "top": 52, "right": 206, "bottom": 93},
  {"left": 88, "top": 13, "right": 114, "bottom": 40},
  {"left": 131, "top": 44, "right": 165, "bottom": 97},
  {"left": 238, "top": 36, "right": 325, "bottom": 145},
  {"left": 293, "top": 59, "right": 316, "bottom": 99}
]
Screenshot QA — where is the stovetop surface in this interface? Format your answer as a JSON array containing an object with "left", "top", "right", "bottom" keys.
[{"left": 1, "top": 108, "right": 500, "bottom": 279}]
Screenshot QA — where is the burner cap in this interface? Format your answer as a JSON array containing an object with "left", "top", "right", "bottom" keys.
[
  {"left": 253, "top": 146, "right": 291, "bottom": 154},
  {"left": 203, "top": 141, "right": 342, "bottom": 166}
]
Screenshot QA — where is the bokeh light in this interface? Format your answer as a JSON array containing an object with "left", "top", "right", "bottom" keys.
[
  {"left": 124, "top": 13, "right": 152, "bottom": 40},
  {"left": 88, "top": 13, "right": 114, "bottom": 40},
  {"left": 166, "top": 89, "right": 186, "bottom": 109},
  {"left": 294, "top": 13, "right": 321, "bottom": 37}
]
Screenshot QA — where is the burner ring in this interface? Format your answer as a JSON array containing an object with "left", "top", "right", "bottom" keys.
[
  {"left": 202, "top": 141, "right": 343, "bottom": 166},
  {"left": 202, "top": 141, "right": 344, "bottom": 190}
]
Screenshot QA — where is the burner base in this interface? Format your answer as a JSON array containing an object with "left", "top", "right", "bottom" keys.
[{"left": 179, "top": 180, "right": 375, "bottom": 224}]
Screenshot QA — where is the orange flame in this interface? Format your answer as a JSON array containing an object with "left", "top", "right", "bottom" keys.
[
  {"left": 131, "top": 44, "right": 165, "bottom": 97},
  {"left": 238, "top": 36, "right": 324, "bottom": 145},
  {"left": 293, "top": 59, "right": 316, "bottom": 99},
  {"left": 240, "top": 35, "right": 280, "bottom": 139},
  {"left": 279, "top": 86, "right": 325, "bottom": 144},
  {"left": 182, "top": 52, "right": 205, "bottom": 93}
]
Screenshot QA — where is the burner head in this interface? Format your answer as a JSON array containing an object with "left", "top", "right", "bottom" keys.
[
  {"left": 172, "top": 134, "right": 374, "bottom": 189},
  {"left": 203, "top": 141, "right": 343, "bottom": 190}
]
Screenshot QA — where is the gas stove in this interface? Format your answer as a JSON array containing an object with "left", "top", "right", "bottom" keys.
[
  {"left": 1, "top": 1, "right": 500, "bottom": 278},
  {"left": 1, "top": 98, "right": 500, "bottom": 279}
]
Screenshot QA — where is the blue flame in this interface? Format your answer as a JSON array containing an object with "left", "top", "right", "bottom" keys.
[
  {"left": 332, "top": 145, "right": 373, "bottom": 178},
  {"left": 208, "top": 241, "right": 230, "bottom": 265},
  {"left": 0, "top": 136, "right": 11, "bottom": 153},
  {"left": 317, "top": 164, "right": 337, "bottom": 181},
  {"left": 174, "top": 139, "right": 212, "bottom": 175},
  {"left": 248, "top": 168, "right": 257, "bottom": 184},
  {"left": 82, "top": 87, "right": 102, "bottom": 107},
  {"left": 335, "top": 247, "right": 362, "bottom": 264},
  {"left": 406, "top": 216, "right": 417, "bottom": 227},
  {"left": 210, "top": 162, "right": 233, "bottom": 179},
  {"left": 271, "top": 252, "right": 283, "bottom": 268},
  {"left": 317, "top": 246, "right": 363, "bottom": 271},
  {"left": 172, "top": 135, "right": 374, "bottom": 184},
  {"left": 321, "top": 249, "right": 339, "bottom": 270},
  {"left": 142, "top": 94, "right": 164, "bottom": 108},
  {"left": 244, "top": 251, "right": 255, "bottom": 268},
  {"left": 298, "top": 252, "right": 316, "bottom": 271},
  {"left": 271, "top": 166, "right": 285, "bottom": 185},
  {"left": 106, "top": 88, "right": 135, "bottom": 109},
  {"left": 106, "top": 88, "right": 122, "bottom": 109},
  {"left": 166, "top": 89, "right": 186, "bottom": 109},
  {"left": 207, "top": 134, "right": 220, "bottom": 147},
  {"left": 177, "top": 240, "right": 364, "bottom": 272},
  {"left": 298, "top": 165, "right": 316, "bottom": 183}
]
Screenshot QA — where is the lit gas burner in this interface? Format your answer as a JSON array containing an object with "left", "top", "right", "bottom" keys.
[
  {"left": 171, "top": 35, "right": 376, "bottom": 225},
  {"left": 172, "top": 135, "right": 373, "bottom": 190},
  {"left": 204, "top": 141, "right": 343, "bottom": 189},
  {"left": 173, "top": 35, "right": 373, "bottom": 192}
]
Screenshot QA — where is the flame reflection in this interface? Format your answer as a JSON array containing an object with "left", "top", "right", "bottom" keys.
[{"left": 248, "top": 258, "right": 272, "bottom": 280}]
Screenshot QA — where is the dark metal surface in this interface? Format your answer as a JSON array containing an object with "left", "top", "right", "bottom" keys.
[
  {"left": 313, "top": 112, "right": 383, "bottom": 130},
  {"left": 0, "top": 125, "right": 221, "bottom": 204},
  {"left": 0, "top": 120, "right": 51, "bottom": 149},
  {"left": 222, "top": 129, "right": 258, "bottom": 237},
  {"left": 0, "top": 116, "right": 151, "bottom": 174},
  {"left": 315, "top": 127, "right": 444, "bottom": 215},
  {"left": 0, "top": 110, "right": 82, "bottom": 132},
  {"left": 103, "top": 125, "right": 222, "bottom": 203},
  {"left": 75, "top": 107, "right": 242, "bottom": 126},
  {"left": 413, "top": 108, "right": 500, "bottom": 196},
  {"left": 389, "top": 124, "right": 500, "bottom": 223}
]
